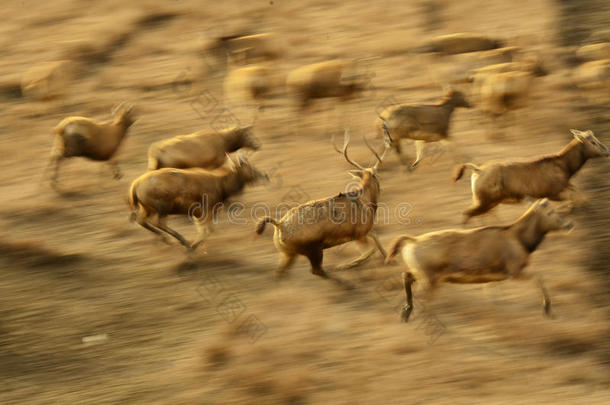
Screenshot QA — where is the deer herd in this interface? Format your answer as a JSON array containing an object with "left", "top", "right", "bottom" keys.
[{"left": 41, "top": 31, "right": 610, "bottom": 324}]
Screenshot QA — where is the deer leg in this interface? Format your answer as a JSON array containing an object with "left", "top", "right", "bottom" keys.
[
  {"left": 275, "top": 253, "right": 297, "bottom": 280},
  {"left": 44, "top": 136, "right": 64, "bottom": 185},
  {"left": 393, "top": 140, "right": 403, "bottom": 155},
  {"left": 156, "top": 217, "right": 191, "bottom": 249},
  {"left": 107, "top": 160, "right": 122, "bottom": 180},
  {"left": 393, "top": 140, "right": 409, "bottom": 165},
  {"left": 408, "top": 140, "right": 426, "bottom": 171},
  {"left": 401, "top": 272, "right": 415, "bottom": 322},
  {"left": 336, "top": 238, "right": 375, "bottom": 270},
  {"left": 462, "top": 199, "right": 499, "bottom": 225},
  {"left": 48, "top": 153, "right": 65, "bottom": 190},
  {"left": 191, "top": 218, "right": 212, "bottom": 252},
  {"left": 303, "top": 247, "right": 327, "bottom": 278},
  {"left": 536, "top": 277, "right": 553, "bottom": 318},
  {"left": 308, "top": 247, "right": 355, "bottom": 290},
  {"left": 135, "top": 213, "right": 170, "bottom": 244},
  {"left": 368, "top": 232, "right": 387, "bottom": 259}
]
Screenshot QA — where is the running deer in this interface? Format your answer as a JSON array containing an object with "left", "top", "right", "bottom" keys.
[
  {"left": 385, "top": 199, "right": 573, "bottom": 322},
  {"left": 47, "top": 102, "right": 136, "bottom": 190},
  {"left": 147, "top": 125, "right": 261, "bottom": 171},
  {"left": 255, "top": 128, "right": 391, "bottom": 281},
  {"left": 129, "top": 153, "right": 268, "bottom": 251},
  {"left": 376, "top": 90, "right": 472, "bottom": 171},
  {"left": 454, "top": 129, "right": 610, "bottom": 223}
]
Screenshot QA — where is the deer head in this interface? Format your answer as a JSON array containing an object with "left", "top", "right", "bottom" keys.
[{"left": 331, "top": 127, "right": 391, "bottom": 198}]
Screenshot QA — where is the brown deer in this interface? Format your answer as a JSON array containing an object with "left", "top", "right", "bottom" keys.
[
  {"left": 385, "top": 199, "right": 573, "bottom": 322},
  {"left": 454, "top": 129, "right": 610, "bottom": 223},
  {"left": 47, "top": 102, "right": 136, "bottom": 190},
  {"left": 129, "top": 153, "right": 268, "bottom": 251},
  {"left": 414, "top": 33, "right": 503, "bottom": 55},
  {"left": 147, "top": 125, "right": 261, "bottom": 171},
  {"left": 376, "top": 90, "right": 472, "bottom": 171},
  {"left": 255, "top": 128, "right": 391, "bottom": 281},
  {"left": 206, "top": 33, "right": 280, "bottom": 71},
  {"left": 286, "top": 60, "right": 371, "bottom": 109}
]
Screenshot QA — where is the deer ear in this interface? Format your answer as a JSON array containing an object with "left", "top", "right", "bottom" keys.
[
  {"left": 236, "top": 151, "right": 247, "bottom": 166},
  {"left": 570, "top": 129, "right": 586, "bottom": 142},
  {"left": 348, "top": 170, "right": 363, "bottom": 179},
  {"left": 225, "top": 153, "right": 237, "bottom": 170}
]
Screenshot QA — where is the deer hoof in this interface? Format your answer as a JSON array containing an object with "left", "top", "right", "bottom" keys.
[
  {"left": 188, "top": 242, "right": 207, "bottom": 254},
  {"left": 312, "top": 269, "right": 329, "bottom": 278},
  {"left": 401, "top": 306, "right": 413, "bottom": 323}
]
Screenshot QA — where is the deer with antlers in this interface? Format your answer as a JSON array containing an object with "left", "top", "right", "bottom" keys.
[{"left": 255, "top": 127, "right": 392, "bottom": 282}]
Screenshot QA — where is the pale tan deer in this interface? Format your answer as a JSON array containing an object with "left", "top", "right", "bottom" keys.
[{"left": 385, "top": 199, "right": 573, "bottom": 322}]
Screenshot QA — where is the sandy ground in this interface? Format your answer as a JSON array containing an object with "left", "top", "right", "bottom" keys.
[{"left": 1, "top": 0, "right": 609, "bottom": 404}]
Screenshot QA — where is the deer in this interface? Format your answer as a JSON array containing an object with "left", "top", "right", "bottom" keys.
[
  {"left": 473, "top": 60, "right": 548, "bottom": 129},
  {"left": 414, "top": 33, "right": 503, "bottom": 55},
  {"left": 453, "top": 129, "right": 610, "bottom": 223},
  {"left": 129, "top": 153, "right": 268, "bottom": 251},
  {"left": 147, "top": 125, "right": 261, "bottom": 171},
  {"left": 255, "top": 128, "right": 392, "bottom": 282},
  {"left": 205, "top": 32, "right": 280, "bottom": 72},
  {"left": 285, "top": 59, "right": 371, "bottom": 109},
  {"left": 21, "top": 60, "right": 71, "bottom": 101},
  {"left": 375, "top": 90, "right": 472, "bottom": 171},
  {"left": 46, "top": 102, "right": 136, "bottom": 190},
  {"left": 385, "top": 199, "right": 574, "bottom": 322}
]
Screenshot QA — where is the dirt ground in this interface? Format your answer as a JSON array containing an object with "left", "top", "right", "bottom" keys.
[{"left": 1, "top": 0, "right": 609, "bottom": 404}]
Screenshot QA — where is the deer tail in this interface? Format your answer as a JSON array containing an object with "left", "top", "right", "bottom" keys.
[
  {"left": 453, "top": 162, "right": 481, "bottom": 182},
  {"left": 255, "top": 216, "right": 280, "bottom": 235},
  {"left": 385, "top": 235, "right": 417, "bottom": 264}
]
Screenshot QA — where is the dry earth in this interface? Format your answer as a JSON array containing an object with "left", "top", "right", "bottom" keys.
[{"left": 1, "top": 0, "right": 609, "bottom": 404}]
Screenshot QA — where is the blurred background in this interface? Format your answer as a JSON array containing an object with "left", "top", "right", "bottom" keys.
[{"left": 1, "top": 0, "right": 609, "bottom": 403}]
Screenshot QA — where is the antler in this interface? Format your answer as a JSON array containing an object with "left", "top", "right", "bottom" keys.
[
  {"left": 381, "top": 122, "right": 394, "bottom": 145},
  {"left": 364, "top": 126, "right": 392, "bottom": 170},
  {"left": 331, "top": 128, "right": 366, "bottom": 170},
  {"left": 111, "top": 101, "right": 126, "bottom": 117}
]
